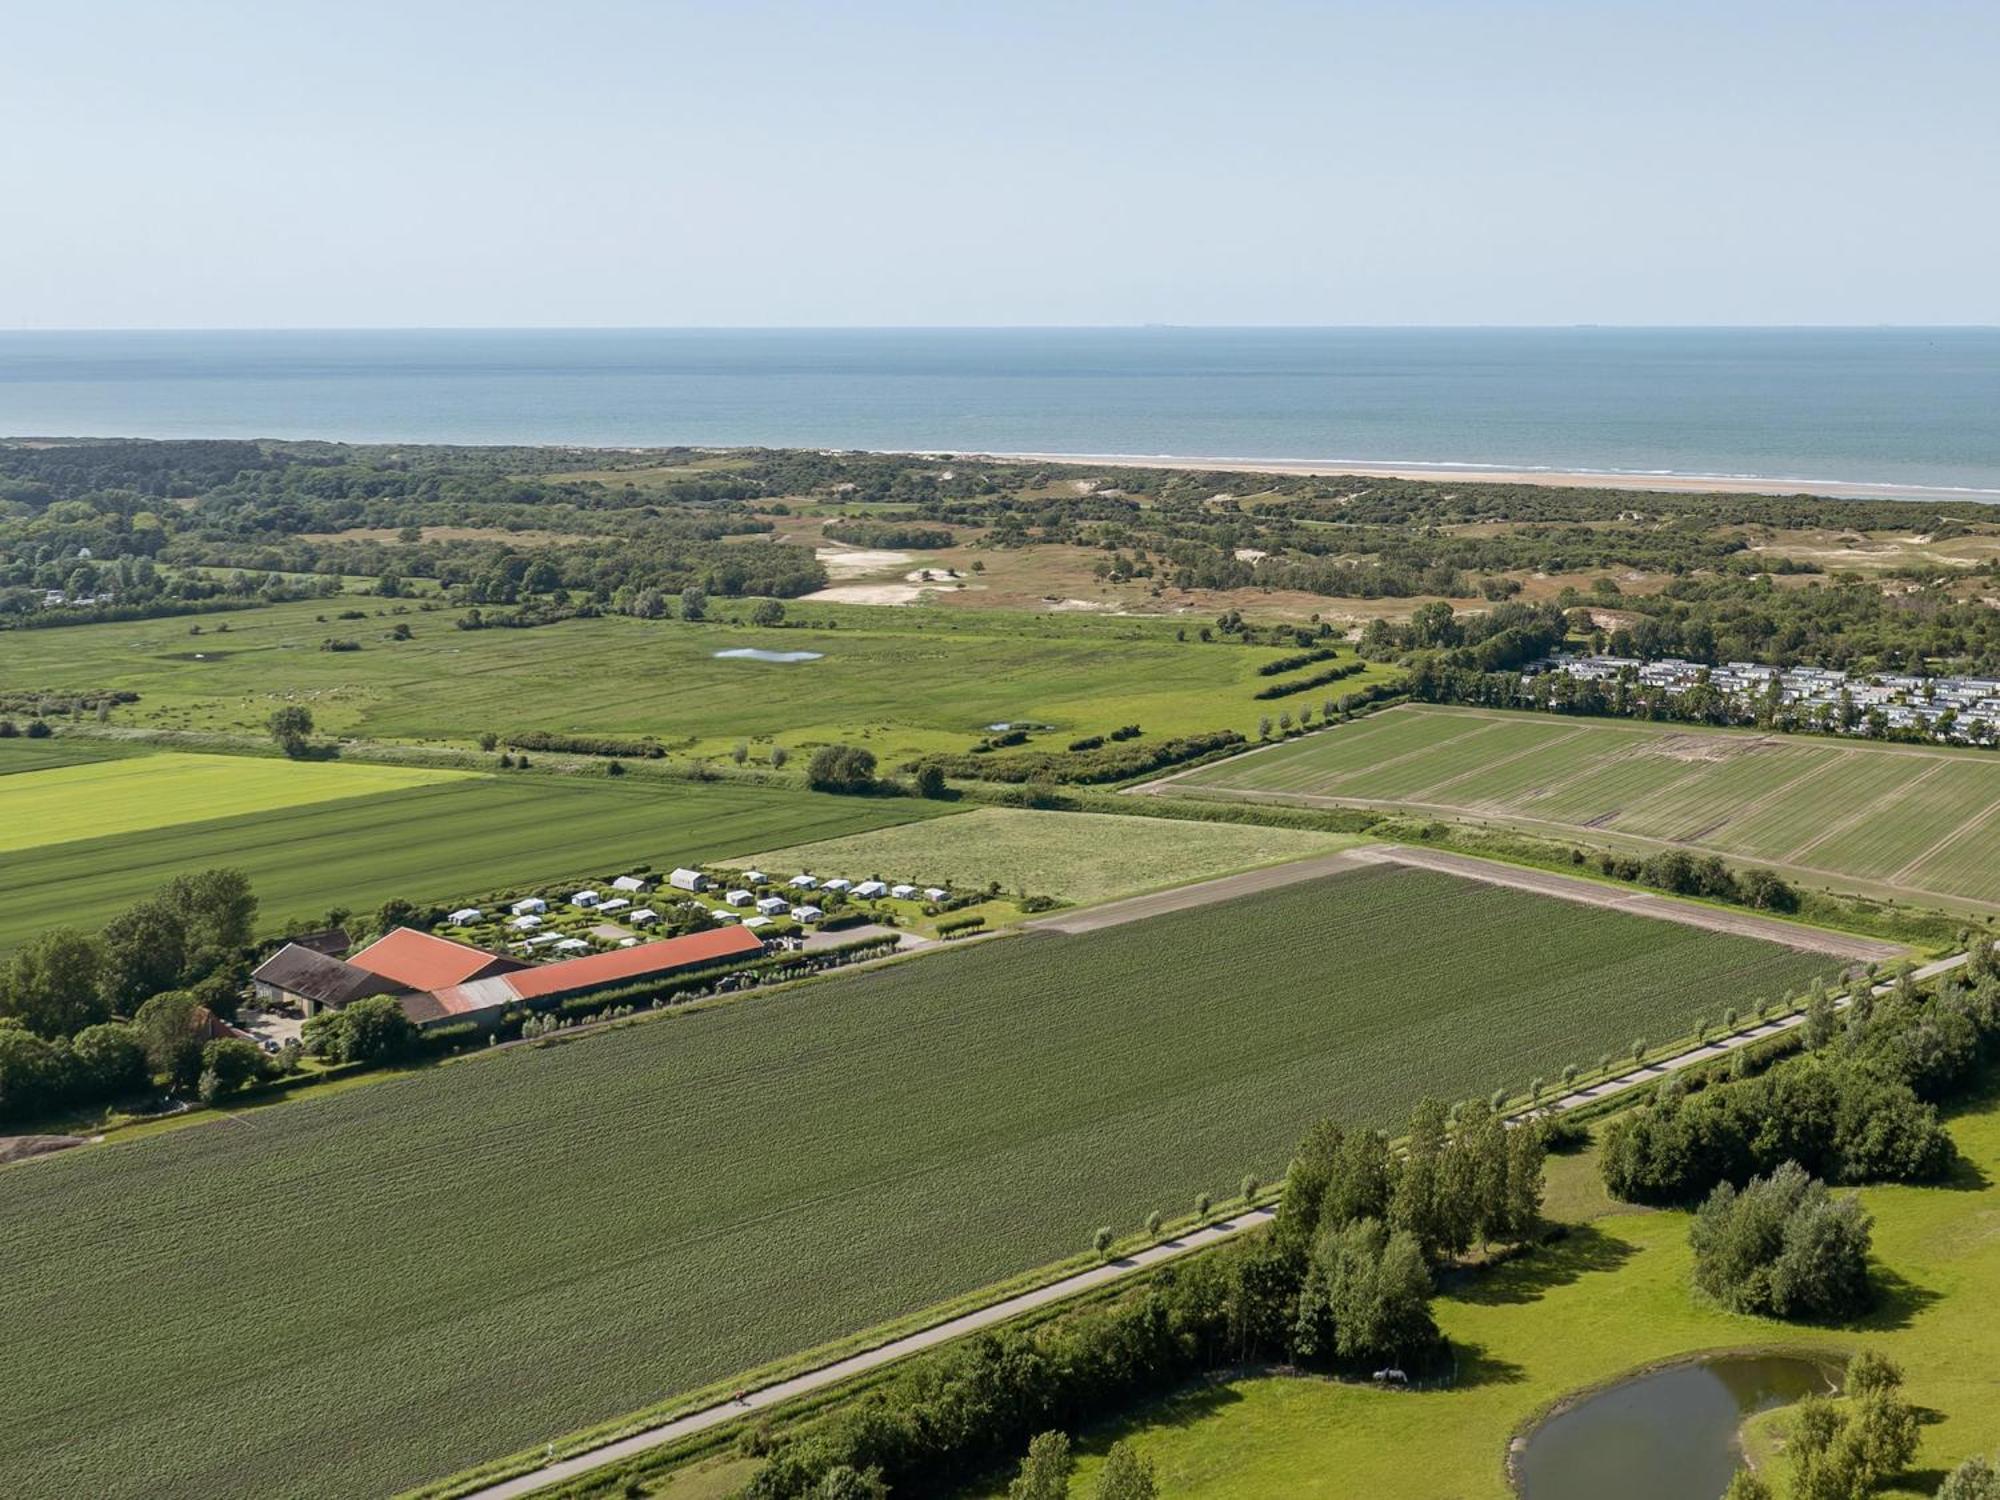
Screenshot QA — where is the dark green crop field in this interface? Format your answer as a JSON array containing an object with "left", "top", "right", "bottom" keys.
[
  {"left": 0, "top": 773, "right": 946, "bottom": 948},
  {"left": 0, "top": 864, "right": 1834, "bottom": 1499}
]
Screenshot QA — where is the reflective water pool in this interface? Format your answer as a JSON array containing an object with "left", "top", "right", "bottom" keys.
[{"left": 1515, "top": 1354, "right": 1838, "bottom": 1500}]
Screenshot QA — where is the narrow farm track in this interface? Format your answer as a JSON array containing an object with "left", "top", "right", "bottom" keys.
[{"left": 1342, "top": 845, "right": 1906, "bottom": 963}]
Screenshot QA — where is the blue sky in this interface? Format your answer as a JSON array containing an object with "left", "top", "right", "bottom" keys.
[{"left": 3, "top": 0, "right": 1995, "bottom": 327}]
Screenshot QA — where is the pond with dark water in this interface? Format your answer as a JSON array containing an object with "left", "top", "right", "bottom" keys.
[{"left": 1515, "top": 1354, "right": 1839, "bottom": 1500}]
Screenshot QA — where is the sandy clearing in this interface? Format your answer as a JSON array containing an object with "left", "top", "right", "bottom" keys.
[
  {"left": 815, "top": 547, "right": 913, "bottom": 578},
  {"left": 802, "top": 583, "right": 928, "bottom": 605}
]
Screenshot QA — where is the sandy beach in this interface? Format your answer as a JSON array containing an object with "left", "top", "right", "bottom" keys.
[{"left": 945, "top": 452, "right": 2000, "bottom": 503}]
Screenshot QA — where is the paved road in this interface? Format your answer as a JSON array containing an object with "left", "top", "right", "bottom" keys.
[{"left": 462, "top": 1208, "right": 1279, "bottom": 1500}]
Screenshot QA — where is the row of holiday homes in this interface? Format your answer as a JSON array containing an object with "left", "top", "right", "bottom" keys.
[{"left": 1527, "top": 655, "right": 2000, "bottom": 740}]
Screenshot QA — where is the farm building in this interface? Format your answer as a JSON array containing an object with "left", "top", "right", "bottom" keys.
[
  {"left": 251, "top": 929, "right": 526, "bottom": 1019},
  {"left": 346, "top": 928, "right": 527, "bottom": 992},
  {"left": 250, "top": 943, "right": 400, "bottom": 1016},
  {"left": 406, "top": 925, "right": 766, "bottom": 1027},
  {"left": 252, "top": 925, "right": 766, "bottom": 1030},
  {"left": 667, "top": 868, "right": 708, "bottom": 893}
]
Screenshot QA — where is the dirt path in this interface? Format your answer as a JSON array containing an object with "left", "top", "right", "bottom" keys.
[
  {"left": 1021, "top": 849, "right": 1375, "bottom": 933},
  {"left": 1345, "top": 845, "right": 1906, "bottom": 963}
]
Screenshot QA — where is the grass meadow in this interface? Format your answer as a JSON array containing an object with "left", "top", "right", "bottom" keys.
[
  {"left": 0, "top": 750, "right": 467, "bottom": 854},
  {"left": 1170, "top": 704, "right": 2000, "bottom": 909},
  {"left": 737, "top": 806, "right": 1364, "bottom": 906},
  {"left": 1009, "top": 1090, "right": 2000, "bottom": 1500},
  {"left": 0, "top": 865, "right": 1831, "bottom": 1499},
  {"left": 0, "top": 771, "right": 946, "bottom": 949},
  {"left": 2, "top": 597, "right": 1396, "bottom": 766}
]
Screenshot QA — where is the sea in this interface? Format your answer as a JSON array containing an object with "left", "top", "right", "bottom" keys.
[{"left": 2, "top": 327, "right": 1997, "bottom": 499}]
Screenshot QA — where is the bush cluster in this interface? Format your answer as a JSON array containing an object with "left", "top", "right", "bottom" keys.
[
  {"left": 502, "top": 730, "right": 667, "bottom": 759},
  {"left": 929, "top": 730, "right": 1243, "bottom": 786},
  {"left": 1690, "top": 1160, "right": 1873, "bottom": 1319},
  {"left": 1592, "top": 848, "right": 1798, "bottom": 912},
  {"left": 1251, "top": 659, "right": 1363, "bottom": 700},
  {"left": 1257, "top": 646, "right": 1342, "bottom": 677},
  {"left": 1601, "top": 971, "right": 1999, "bottom": 1204}
]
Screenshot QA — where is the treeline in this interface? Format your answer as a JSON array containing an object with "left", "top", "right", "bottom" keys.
[
  {"left": 924, "top": 729, "right": 1245, "bottom": 786},
  {"left": 502, "top": 730, "right": 667, "bottom": 759},
  {"left": 743, "top": 1100, "right": 1545, "bottom": 1498},
  {"left": 0, "top": 869, "right": 262, "bottom": 1121},
  {"left": 1582, "top": 847, "right": 1799, "bottom": 912},
  {"left": 1252, "top": 659, "right": 1363, "bottom": 700},
  {"left": 1601, "top": 956, "right": 2000, "bottom": 1205},
  {"left": 820, "top": 521, "right": 955, "bottom": 550}
]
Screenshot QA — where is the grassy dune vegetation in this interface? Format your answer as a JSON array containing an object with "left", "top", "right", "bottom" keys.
[
  {"left": 0, "top": 750, "right": 467, "bottom": 853},
  {"left": 0, "top": 866, "right": 1832, "bottom": 1500},
  {"left": 0, "top": 774, "right": 945, "bottom": 949},
  {"left": 1, "top": 598, "right": 1395, "bottom": 766},
  {"left": 1017, "top": 1092, "right": 2000, "bottom": 1500},
  {"left": 1172, "top": 704, "right": 2000, "bottom": 908},
  {"left": 738, "top": 806, "right": 1364, "bottom": 906}
]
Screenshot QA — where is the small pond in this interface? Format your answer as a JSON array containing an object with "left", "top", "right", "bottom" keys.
[
  {"left": 711, "top": 648, "right": 824, "bottom": 664},
  {"left": 1515, "top": 1354, "right": 1839, "bottom": 1500}
]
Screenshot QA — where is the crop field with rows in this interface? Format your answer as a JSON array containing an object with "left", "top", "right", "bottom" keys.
[
  {"left": 739, "top": 806, "right": 1364, "bottom": 906},
  {"left": 0, "top": 771, "right": 946, "bottom": 950},
  {"left": 0, "top": 864, "right": 1832, "bottom": 1500},
  {"left": 1166, "top": 704, "right": 2000, "bottom": 909}
]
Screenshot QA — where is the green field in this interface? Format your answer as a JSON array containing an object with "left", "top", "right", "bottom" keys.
[
  {"left": 0, "top": 597, "right": 1395, "bottom": 766},
  {"left": 0, "top": 737, "right": 119, "bottom": 774},
  {"left": 738, "top": 807, "right": 1364, "bottom": 906},
  {"left": 0, "top": 865, "right": 1833, "bottom": 1499},
  {"left": 1014, "top": 1093, "right": 2000, "bottom": 1500},
  {"left": 1168, "top": 704, "right": 2000, "bottom": 910},
  {"left": 0, "top": 751, "right": 467, "bottom": 853},
  {"left": 0, "top": 774, "right": 947, "bottom": 950}
]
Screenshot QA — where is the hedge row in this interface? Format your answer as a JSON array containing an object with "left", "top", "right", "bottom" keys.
[{"left": 1251, "top": 659, "right": 1363, "bottom": 699}]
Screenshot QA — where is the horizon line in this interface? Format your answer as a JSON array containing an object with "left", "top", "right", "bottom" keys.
[{"left": 5, "top": 323, "right": 2000, "bottom": 335}]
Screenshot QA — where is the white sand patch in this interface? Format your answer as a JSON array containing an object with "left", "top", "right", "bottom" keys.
[
  {"left": 805, "top": 583, "right": 928, "bottom": 605},
  {"left": 1234, "top": 547, "right": 1268, "bottom": 562},
  {"left": 1046, "top": 597, "right": 1118, "bottom": 612},
  {"left": 816, "top": 547, "right": 914, "bottom": 578}
]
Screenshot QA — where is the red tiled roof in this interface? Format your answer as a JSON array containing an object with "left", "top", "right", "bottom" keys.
[
  {"left": 349, "top": 928, "right": 525, "bottom": 992},
  {"left": 506, "top": 926, "right": 764, "bottom": 1000}
]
